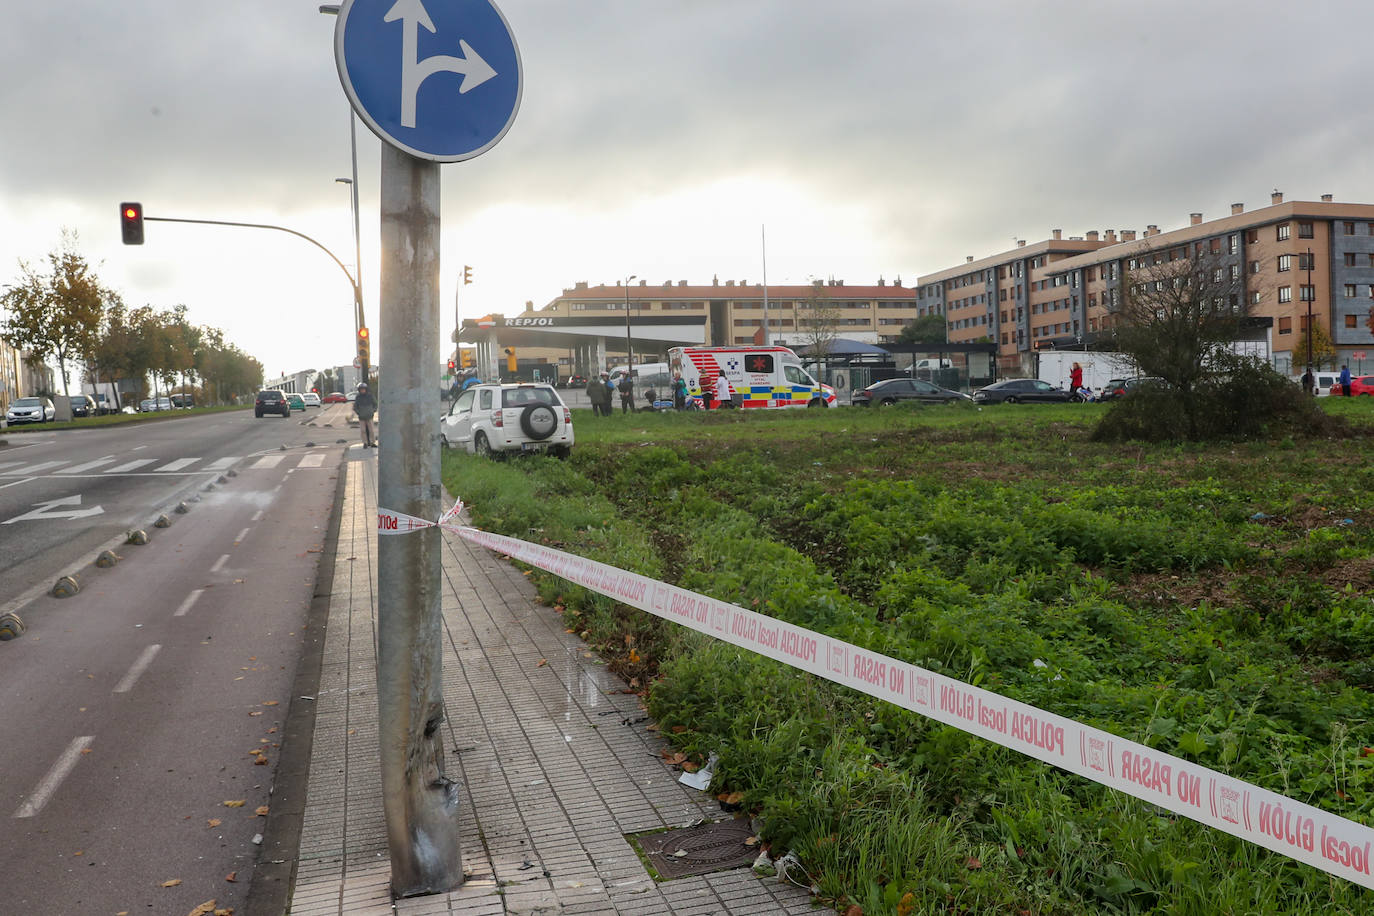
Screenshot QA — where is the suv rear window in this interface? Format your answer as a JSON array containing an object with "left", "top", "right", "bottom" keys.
[{"left": 500, "top": 387, "right": 559, "bottom": 408}]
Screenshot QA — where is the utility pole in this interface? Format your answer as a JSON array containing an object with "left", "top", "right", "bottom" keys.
[
  {"left": 1305, "top": 247, "right": 1315, "bottom": 371},
  {"left": 376, "top": 146, "right": 459, "bottom": 895}
]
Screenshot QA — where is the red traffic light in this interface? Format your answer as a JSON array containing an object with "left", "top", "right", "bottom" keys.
[{"left": 120, "top": 202, "right": 144, "bottom": 245}]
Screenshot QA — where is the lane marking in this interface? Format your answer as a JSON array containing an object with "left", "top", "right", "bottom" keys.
[
  {"left": 211, "top": 554, "right": 230, "bottom": 572},
  {"left": 14, "top": 736, "right": 95, "bottom": 818},
  {"left": 0, "top": 477, "right": 36, "bottom": 491},
  {"left": 205, "top": 457, "right": 241, "bottom": 471},
  {"left": 113, "top": 644, "right": 161, "bottom": 694},
  {"left": 57, "top": 457, "right": 116, "bottom": 474},
  {"left": 173, "top": 589, "right": 205, "bottom": 618},
  {"left": 235, "top": 527, "right": 250, "bottom": 543},
  {"left": 155, "top": 458, "right": 200, "bottom": 472},
  {"left": 251, "top": 455, "right": 285, "bottom": 470},
  {"left": 2, "top": 461, "right": 69, "bottom": 475},
  {"left": 297, "top": 453, "right": 326, "bottom": 468},
  {"left": 105, "top": 459, "right": 156, "bottom": 473},
  {"left": 251, "top": 510, "right": 264, "bottom": 522}
]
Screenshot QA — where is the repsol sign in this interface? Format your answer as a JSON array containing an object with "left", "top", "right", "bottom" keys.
[{"left": 506, "top": 317, "right": 557, "bottom": 327}]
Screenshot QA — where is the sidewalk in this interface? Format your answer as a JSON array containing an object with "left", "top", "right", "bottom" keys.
[{"left": 287, "top": 447, "right": 816, "bottom": 915}]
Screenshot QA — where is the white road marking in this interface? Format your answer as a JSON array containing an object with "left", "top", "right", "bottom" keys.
[
  {"left": 113, "top": 644, "right": 161, "bottom": 694},
  {"left": 57, "top": 457, "right": 116, "bottom": 474},
  {"left": 0, "top": 477, "right": 36, "bottom": 491},
  {"left": 251, "top": 455, "right": 285, "bottom": 469},
  {"left": 173, "top": 589, "right": 205, "bottom": 618},
  {"left": 14, "top": 736, "right": 95, "bottom": 818},
  {"left": 205, "top": 457, "right": 241, "bottom": 471},
  {"left": 211, "top": 554, "right": 230, "bottom": 572},
  {"left": 2, "top": 461, "right": 69, "bottom": 474},
  {"left": 155, "top": 458, "right": 200, "bottom": 472},
  {"left": 105, "top": 459, "right": 156, "bottom": 473},
  {"left": 235, "top": 527, "right": 250, "bottom": 543},
  {"left": 297, "top": 453, "right": 326, "bottom": 468},
  {"left": 251, "top": 510, "right": 264, "bottom": 522}
]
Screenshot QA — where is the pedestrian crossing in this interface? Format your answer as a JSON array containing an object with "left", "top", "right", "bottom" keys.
[{"left": 0, "top": 452, "right": 333, "bottom": 477}]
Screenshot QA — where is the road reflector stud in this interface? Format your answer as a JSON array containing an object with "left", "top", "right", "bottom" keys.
[
  {"left": 0, "top": 613, "right": 25, "bottom": 640},
  {"left": 96, "top": 550, "right": 120, "bottom": 568},
  {"left": 154, "top": 515, "right": 172, "bottom": 528},
  {"left": 127, "top": 529, "right": 149, "bottom": 545},
  {"left": 175, "top": 502, "right": 190, "bottom": 514},
  {"left": 217, "top": 475, "right": 229, "bottom": 484},
  {"left": 227, "top": 470, "right": 238, "bottom": 478},
  {"left": 52, "top": 576, "right": 79, "bottom": 599}
]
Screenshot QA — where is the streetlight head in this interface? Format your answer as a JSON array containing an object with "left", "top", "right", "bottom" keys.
[
  {"left": 319, "top": 4, "right": 340, "bottom": 14},
  {"left": 335, "top": 177, "right": 352, "bottom": 184}
]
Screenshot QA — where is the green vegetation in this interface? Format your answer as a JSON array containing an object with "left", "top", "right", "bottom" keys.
[{"left": 441, "top": 401, "right": 1374, "bottom": 915}]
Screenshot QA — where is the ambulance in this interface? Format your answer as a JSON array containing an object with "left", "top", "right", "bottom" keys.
[{"left": 668, "top": 346, "right": 838, "bottom": 409}]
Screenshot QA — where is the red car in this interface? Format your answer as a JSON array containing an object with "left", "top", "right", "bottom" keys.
[
  {"left": 1328, "top": 375, "right": 1374, "bottom": 396},
  {"left": 322, "top": 391, "right": 348, "bottom": 403}
]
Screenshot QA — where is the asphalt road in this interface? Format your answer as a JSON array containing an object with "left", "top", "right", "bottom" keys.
[{"left": 0, "top": 405, "right": 357, "bottom": 914}]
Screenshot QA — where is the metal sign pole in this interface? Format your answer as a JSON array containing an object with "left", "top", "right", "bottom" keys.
[{"left": 375, "top": 143, "right": 460, "bottom": 896}]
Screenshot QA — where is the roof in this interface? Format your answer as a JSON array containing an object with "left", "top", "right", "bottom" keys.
[{"left": 793, "top": 338, "right": 890, "bottom": 357}]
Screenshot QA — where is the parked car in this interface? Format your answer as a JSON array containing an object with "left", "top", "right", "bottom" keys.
[
  {"left": 1328, "top": 375, "right": 1374, "bottom": 396},
  {"left": 138, "top": 397, "right": 174, "bottom": 412},
  {"left": 440, "top": 382, "right": 573, "bottom": 458},
  {"left": 851, "top": 377, "right": 969, "bottom": 407},
  {"left": 972, "top": 379, "right": 1077, "bottom": 404},
  {"left": 301, "top": 391, "right": 322, "bottom": 408},
  {"left": 286, "top": 392, "right": 306, "bottom": 411},
  {"left": 68, "top": 394, "right": 98, "bottom": 417},
  {"left": 255, "top": 389, "right": 291, "bottom": 418},
  {"left": 170, "top": 393, "right": 195, "bottom": 408},
  {"left": 1099, "top": 377, "right": 1165, "bottom": 401},
  {"left": 565, "top": 374, "right": 588, "bottom": 389},
  {"left": 323, "top": 391, "right": 348, "bottom": 404},
  {"left": 5, "top": 396, "right": 55, "bottom": 424}
]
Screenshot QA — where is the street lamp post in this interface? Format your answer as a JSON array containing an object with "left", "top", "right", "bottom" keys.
[
  {"left": 1305, "top": 246, "right": 1314, "bottom": 373},
  {"left": 623, "top": 274, "right": 636, "bottom": 371},
  {"left": 322, "top": 4, "right": 366, "bottom": 359}
]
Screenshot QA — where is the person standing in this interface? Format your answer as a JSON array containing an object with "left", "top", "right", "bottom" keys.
[
  {"left": 354, "top": 381, "right": 378, "bottom": 448},
  {"left": 1069, "top": 361, "right": 1083, "bottom": 396},
  {"left": 672, "top": 373, "right": 687, "bottom": 411},
  {"left": 584, "top": 373, "right": 605, "bottom": 416},
  {"left": 1302, "top": 366, "right": 1315, "bottom": 396},
  {"left": 618, "top": 372, "right": 636, "bottom": 413},
  {"left": 714, "top": 371, "right": 733, "bottom": 410},
  {"left": 1340, "top": 363, "right": 1353, "bottom": 397}
]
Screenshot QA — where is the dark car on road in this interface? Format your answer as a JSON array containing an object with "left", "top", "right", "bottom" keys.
[
  {"left": 68, "top": 395, "right": 98, "bottom": 417},
  {"left": 972, "top": 378, "right": 1077, "bottom": 405},
  {"left": 1099, "top": 377, "right": 1164, "bottom": 401},
  {"left": 254, "top": 389, "right": 291, "bottom": 418},
  {"left": 851, "top": 377, "right": 970, "bottom": 407}
]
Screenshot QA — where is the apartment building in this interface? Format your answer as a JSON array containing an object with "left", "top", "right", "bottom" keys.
[{"left": 915, "top": 192, "right": 1374, "bottom": 374}]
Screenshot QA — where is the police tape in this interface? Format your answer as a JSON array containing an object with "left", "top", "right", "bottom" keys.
[{"left": 379, "top": 503, "right": 1374, "bottom": 888}]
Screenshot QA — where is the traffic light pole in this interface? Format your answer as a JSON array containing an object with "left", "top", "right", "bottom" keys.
[{"left": 375, "top": 145, "right": 461, "bottom": 896}]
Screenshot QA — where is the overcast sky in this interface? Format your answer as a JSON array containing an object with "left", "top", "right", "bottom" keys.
[{"left": 4, "top": 0, "right": 1372, "bottom": 382}]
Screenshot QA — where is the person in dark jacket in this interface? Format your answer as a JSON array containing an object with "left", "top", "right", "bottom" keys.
[
  {"left": 586, "top": 373, "right": 609, "bottom": 416},
  {"left": 354, "top": 382, "right": 378, "bottom": 448},
  {"left": 618, "top": 372, "right": 636, "bottom": 413}
]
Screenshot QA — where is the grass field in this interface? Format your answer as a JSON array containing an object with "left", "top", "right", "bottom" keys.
[{"left": 442, "top": 399, "right": 1374, "bottom": 915}]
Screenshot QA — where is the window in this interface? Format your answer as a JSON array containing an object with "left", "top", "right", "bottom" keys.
[
  {"left": 1347, "top": 315, "right": 1359, "bottom": 329},
  {"left": 1345, "top": 221, "right": 1357, "bottom": 235},
  {"left": 1299, "top": 253, "right": 1314, "bottom": 271},
  {"left": 1299, "top": 222, "right": 1314, "bottom": 239},
  {"left": 1346, "top": 253, "right": 1358, "bottom": 267},
  {"left": 1210, "top": 238, "right": 1222, "bottom": 254},
  {"left": 1247, "top": 230, "right": 1259, "bottom": 244},
  {"left": 1347, "top": 284, "right": 1359, "bottom": 298},
  {"left": 1278, "top": 254, "right": 1293, "bottom": 272},
  {"left": 1301, "top": 285, "right": 1315, "bottom": 302},
  {"left": 1230, "top": 265, "right": 1241, "bottom": 280},
  {"left": 1279, "top": 286, "right": 1292, "bottom": 303},
  {"left": 1279, "top": 317, "right": 1292, "bottom": 334},
  {"left": 1250, "top": 260, "right": 1261, "bottom": 274},
  {"left": 1229, "top": 234, "right": 1239, "bottom": 254},
  {"left": 744, "top": 354, "right": 775, "bottom": 373},
  {"left": 1277, "top": 224, "right": 1291, "bottom": 241}
]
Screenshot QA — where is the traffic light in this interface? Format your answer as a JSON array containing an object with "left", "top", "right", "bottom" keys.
[
  {"left": 503, "top": 346, "right": 516, "bottom": 373},
  {"left": 463, "top": 265, "right": 473, "bottom": 285},
  {"left": 357, "top": 326, "right": 371, "bottom": 367},
  {"left": 120, "top": 202, "right": 144, "bottom": 245},
  {"left": 459, "top": 349, "right": 474, "bottom": 369},
  {"left": 447, "top": 358, "right": 456, "bottom": 373}
]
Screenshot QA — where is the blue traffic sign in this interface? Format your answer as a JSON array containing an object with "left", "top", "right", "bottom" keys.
[{"left": 334, "top": 0, "right": 521, "bottom": 162}]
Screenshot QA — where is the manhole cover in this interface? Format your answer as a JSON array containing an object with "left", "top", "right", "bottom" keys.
[{"left": 629, "top": 818, "right": 757, "bottom": 880}]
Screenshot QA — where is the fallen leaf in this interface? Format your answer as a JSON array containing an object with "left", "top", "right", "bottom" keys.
[
  {"left": 186, "top": 901, "right": 217, "bottom": 916},
  {"left": 844, "top": 905, "right": 863, "bottom": 916},
  {"left": 261, "top": 700, "right": 279, "bottom": 706},
  {"left": 966, "top": 856, "right": 982, "bottom": 870},
  {"left": 744, "top": 835, "right": 760, "bottom": 847},
  {"left": 207, "top": 819, "right": 221, "bottom": 828},
  {"left": 73, "top": 850, "right": 83, "bottom": 856},
  {"left": 161, "top": 878, "right": 182, "bottom": 887},
  {"left": 720, "top": 791, "right": 745, "bottom": 805},
  {"left": 256, "top": 805, "right": 269, "bottom": 816},
  {"left": 225, "top": 872, "right": 237, "bottom": 882},
  {"left": 223, "top": 800, "right": 246, "bottom": 808},
  {"left": 897, "top": 891, "right": 916, "bottom": 916},
  {"left": 536, "top": 659, "right": 547, "bottom": 667},
  {"left": 254, "top": 756, "right": 268, "bottom": 765},
  {"left": 248, "top": 711, "right": 263, "bottom": 717}
]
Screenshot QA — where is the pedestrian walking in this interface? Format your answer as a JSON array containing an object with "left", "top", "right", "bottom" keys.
[
  {"left": 1069, "top": 361, "right": 1084, "bottom": 396},
  {"left": 618, "top": 372, "right": 636, "bottom": 413},
  {"left": 586, "top": 373, "right": 608, "bottom": 416},
  {"left": 354, "top": 382, "right": 377, "bottom": 448},
  {"left": 713, "top": 371, "right": 733, "bottom": 410},
  {"left": 1302, "top": 366, "right": 1315, "bottom": 396},
  {"left": 1340, "top": 364, "right": 1353, "bottom": 397}
]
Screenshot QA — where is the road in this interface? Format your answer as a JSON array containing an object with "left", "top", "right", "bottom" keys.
[{"left": 0, "top": 405, "right": 360, "bottom": 914}]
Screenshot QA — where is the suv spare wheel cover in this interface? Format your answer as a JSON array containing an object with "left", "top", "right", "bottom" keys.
[{"left": 520, "top": 403, "right": 558, "bottom": 440}]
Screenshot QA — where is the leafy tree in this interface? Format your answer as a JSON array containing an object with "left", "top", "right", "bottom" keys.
[
  {"left": 1293, "top": 321, "right": 1336, "bottom": 371},
  {"left": 896, "top": 314, "right": 946, "bottom": 345},
  {"left": 0, "top": 232, "right": 115, "bottom": 404}
]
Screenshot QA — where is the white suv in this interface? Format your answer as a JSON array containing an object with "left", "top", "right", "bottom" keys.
[{"left": 440, "top": 383, "right": 574, "bottom": 458}]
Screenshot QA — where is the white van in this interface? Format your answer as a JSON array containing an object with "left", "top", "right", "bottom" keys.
[{"left": 668, "top": 346, "right": 837, "bottom": 408}]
